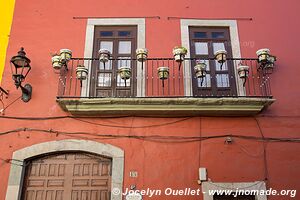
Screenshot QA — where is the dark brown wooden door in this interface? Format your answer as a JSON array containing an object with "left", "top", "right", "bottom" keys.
[
  {"left": 21, "top": 152, "right": 112, "bottom": 200},
  {"left": 90, "top": 26, "right": 137, "bottom": 97},
  {"left": 214, "top": 195, "right": 255, "bottom": 200},
  {"left": 189, "top": 27, "right": 237, "bottom": 97}
]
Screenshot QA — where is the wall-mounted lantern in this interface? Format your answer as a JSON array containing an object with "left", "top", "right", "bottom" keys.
[
  {"left": 75, "top": 65, "right": 88, "bottom": 87},
  {"left": 237, "top": 64, "right": 250, "bottom": 86},
  {"left": 136, "top": 48, "right": 148, "bottom": 70},
  {"left": 10, "top": 47, "right": 32, "bottom": 102}
]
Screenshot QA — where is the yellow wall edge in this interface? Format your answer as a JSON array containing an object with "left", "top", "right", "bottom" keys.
[{"left": 0, "top": 0, "right": 15, "bottom": 84}]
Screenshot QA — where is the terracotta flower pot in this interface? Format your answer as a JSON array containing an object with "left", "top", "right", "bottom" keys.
[
  {"left": 136, "top": 48, "right": 148, "bottom": 62},
  {"left": 237, "top": 65, "right": 249, "bottom": 79},
  {"left": 98, "top": 49, "right": 111, "bottom": 63},
  {"left": 214, "top": 50, "right": 227, "bottom": 63},
  {"left": 76, "top": 65, "right": 88, "bottom": 80},
  {"left": 173, "top": 46, "right": 187, "bottom": 62},
  {"left": 118, "top": 66, "right": 131, "bottom": 80},
  {"left": 157, "top": 67, "right": 169, "bottom": 80},
  {"left": 256, "top": 48, "right": 270, "bottom": 63},
  {"left": 194, "top": 62, "right": 207, "bottom": 78},
  {"left": 52, "top": 55, "right": 62, "bottom": 70},
  {"left": 59, "top": 49, "right": 72, "bottom": 63}
]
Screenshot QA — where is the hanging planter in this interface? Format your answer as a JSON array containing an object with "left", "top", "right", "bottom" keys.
[
  {"left": 136, "top": 48, "right": 148, "bottom": 62},
  {"left": 194, "top": 62, "right": 207, "bottom": 78},
  {"left": 52, "top": 55, "right": 62, "bottom": 70},
  {"left": 265, "top": 55, "right": 276, "bottom": 69},
  {"left": 214, "top": 50, "right": 227, "bottom": 63},
  {"left": 157, "top": 66, "right": 169, "bottom": 80},
  {"left": 118, "top": 66, "right": 131, "bottom": 80},
  {"left": 173, "top": 46, "right": 187, "bottom": 62},
  {"left": 256, "top": 48, "right": 270, "bottom": 63},
  {"left": 59, "top": 49, "right": 72, "bottom": 63},
  {"left": 98, "top": 49, "right": 111, "bottom": 63},
  {"left": 237, "top": 65, "right": 250, "bottom": 79},
  {"left": 76, "top": 65, "right": 88, "bottom": 80}
]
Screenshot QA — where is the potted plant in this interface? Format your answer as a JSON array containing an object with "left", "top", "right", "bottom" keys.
[
  {"left": 194, "top": 61, "right": 207, "bottom": 78},
  {"left": 237, "top": 65, "right": 250, "bottom": 79},
  {"left": 98, "top": 49, "right": 111, "bottom": 63},
  {"left": 173, "top": 46, "right": 187, "bottom": 62},
  {"left": 256, "top": 48, "right": 270, "bottom": 63},
  {"left": 214, "top": 50, "right": 227, "bottom": 63},
  {"left": 118, "top": 66, "right": 131, "bottom": 80},
  {"left": 136, "top": 48, "right": 148, "bottom": 62},
  {"left": 76, "top": 65, "right": 88, "bottom": 80},
  {"left": 157, "top": 67, "right": 169, "bottom": 80},
  {"left": 51, "top": 55, "right": 62, "bottom": 70},
  {"left": 59, "top": 49, "right": 72, "bottom": 63}
]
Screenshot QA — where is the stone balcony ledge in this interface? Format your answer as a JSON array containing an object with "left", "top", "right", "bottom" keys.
[{"left": 57, "top": 97, "right": 275, "bottom": 117}]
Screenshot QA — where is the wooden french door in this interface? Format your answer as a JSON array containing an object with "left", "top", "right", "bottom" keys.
[
  {"left": 21, "top": 152, "right": 112, "bottom": 200},
  {"left": 189, "top": 27, "right": 237, "bottom": 97},
  {"left": 90, "top": 26, "right": 137, "bottom": 97}
]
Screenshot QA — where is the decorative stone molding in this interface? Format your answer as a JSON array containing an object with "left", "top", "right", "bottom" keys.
[
  {"left": 57, "top": 97, "right": 275, "bottom": 116},
  {"left": 5, "top": 139, "right": 124, "bottom": 200}
]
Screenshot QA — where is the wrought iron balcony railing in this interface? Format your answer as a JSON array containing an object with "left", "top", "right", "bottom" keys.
[{"left": 56, "top": 57, "right": 273, "bottom": 99}]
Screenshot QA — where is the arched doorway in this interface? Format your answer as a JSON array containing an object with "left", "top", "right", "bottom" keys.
[
  {"left": 6, "top": 139, "right": 124, "bottom": 200},
  {"left": 21, "top": 152, "right": 112, "bottom": 200}
]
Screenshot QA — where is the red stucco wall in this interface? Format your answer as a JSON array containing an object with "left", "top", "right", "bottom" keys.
[{"left": 0, "top": 0, "right": 299, "bottom": 199}]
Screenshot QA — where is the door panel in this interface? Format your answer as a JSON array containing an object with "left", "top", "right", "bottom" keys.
[{"left": 21, "top": 153, "right": 112, "bottom": 200}]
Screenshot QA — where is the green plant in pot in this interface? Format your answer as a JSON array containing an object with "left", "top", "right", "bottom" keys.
[
  {"left": 136, "top": 48, "right": 148, "bottom": 62},
  {"left": 59, "top": 49, "right": 72, "bottom": 64},
  {"left": 214, "top": 50, "right": 227, "bottom": 63},
  {"left": 118, "top": 66, "right": 131, "bottom": 80},
  {"left": 173, "top": 46, "right": 187, "bottom": 62},
  {"left": 76, "top": 65, "right": 88, "bottom": 80},
  {"left": 52, "top": 55, "right": 62, "bottom": 70},
  {"left": 194, "top": 61, "right": 207, "bottom": 78},
  {"left": 98, "top": 49, "right": 111, "bottom": 63},
  {"left": 157, "top": 66, "right": 169, "bottom": 80}
]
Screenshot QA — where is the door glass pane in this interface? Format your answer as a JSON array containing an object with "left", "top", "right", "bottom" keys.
[
  {"left": 198, "top": 74, "right": 211, "bottom": 87},
  {"left": 99, "top": 41, "right": 113, "bottom": 70},
  {"left": 212, "top": 32, "right": 225, "bottom": 39},
  {"left": 118, "top": 41, "right": 131, "bottom": 54},
  {"left": 98, "top": 73, "right": 111, "bottom": 87},
  {"left": 100, "top": 31, "right": 113, "bottom": 37},
  {"left": 216, "top": 74, "right": 230, "bottom": 87},
  {"left": 118, "top": 57, "right": 131, "bottom": 69},
  {"left": 117, "top": 76, "right": 131, "bottom": 87},
  {"left": 118, "top": 31, "right": 131, "bottom": 37},
  {"left": 194, "top": 32, "right": 207, "bottom": 38},
  {"left": 213, "top": 42, "right": 225, "bottom": 51},
  {"left": 195, "top": 42, "right": 208, "bottom": 55}
]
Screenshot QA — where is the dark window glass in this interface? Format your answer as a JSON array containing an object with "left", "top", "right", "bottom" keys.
[
  {"left": 118, "top": 31, "right": 131, "bottom": 37},
  {"left": 100, "top": 31, "right": 113, "bottom": 37},
  {"left": 194, "top": 32, "right": 207, "bottom": 38},
  {"left": 212, "top": 32, "right": 225, "bottom": 38}
]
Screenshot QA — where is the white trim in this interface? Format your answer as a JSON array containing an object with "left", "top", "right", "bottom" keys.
[
  {"left": 202, "top": 181, "right": 268, "bottom": 200},
  {"left": 82, "top": 18, "right": 146, "bottom": 97},
  {"left": 5, "top": 139, "right": 124, "bottom": 200},
  {"left": 180, "top": 19, "right": 245, "bottom": 96}
]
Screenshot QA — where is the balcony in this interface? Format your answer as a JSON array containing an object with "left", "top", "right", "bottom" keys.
[{"left": 56, "top": 57, "right": 275, "bottom": 116}]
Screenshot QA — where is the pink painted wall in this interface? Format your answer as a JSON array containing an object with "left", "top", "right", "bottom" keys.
[{"left": 0, "top": 0, "right": 299, "bottom": 199}]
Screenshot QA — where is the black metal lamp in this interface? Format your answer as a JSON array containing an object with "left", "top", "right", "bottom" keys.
[{"left": 10, "top": 47, "right": 32, "bottom": 102}]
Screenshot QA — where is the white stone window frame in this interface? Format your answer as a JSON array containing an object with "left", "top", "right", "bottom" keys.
[
  {"left": 180, "top": 19, "right": 245, "bottom": 96},
  {"left": 5, "top": 139, "right": 124, "bottom": 200},
  {"left": 202, "top": 181, "right": 268, "bottom": 200},
  {"left": 82, "top": 18, "right": 146, "bottom": 97}
]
